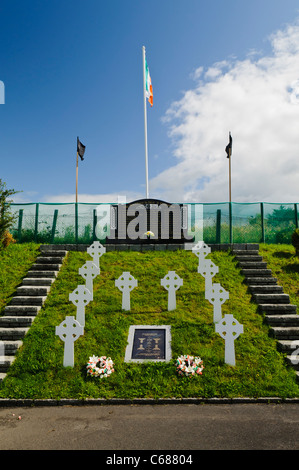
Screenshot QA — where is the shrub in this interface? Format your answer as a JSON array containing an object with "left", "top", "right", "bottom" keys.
[{"left": 291, "top": 229, "right": 299, "bottom": 256}]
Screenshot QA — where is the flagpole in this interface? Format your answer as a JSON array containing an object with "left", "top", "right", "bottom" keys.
[
  {"left": 228, "top": 132, "right": 232, "bottom": 203},
  {"left": 142, "top": 45, "right": 149, "bottom": 199},
  {"left": 76, "top": 150, "right": 79, "bottom": 203}
]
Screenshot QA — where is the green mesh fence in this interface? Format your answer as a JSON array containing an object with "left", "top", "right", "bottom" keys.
[{"left": 10, "top": 202, "right": 299, "bottom": 244}]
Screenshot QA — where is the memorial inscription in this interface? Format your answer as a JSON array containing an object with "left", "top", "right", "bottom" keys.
[
  {"left": 132, "top": 328, "right": 165, "bottom": 360},
  {"left": 125, "top": 325, "right": 172, "bottom": 363}
]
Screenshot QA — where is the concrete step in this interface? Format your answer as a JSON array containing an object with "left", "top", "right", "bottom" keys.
[
  {"left": 16, "top": 286, "right": 50, "bottom": 296},
  {"left": 249, "top": 285, "right": 283, "bottom": 294},
  {"left": 0, "top": 316, "right": 35, "bottom": 328},
  {"left": 253, "top": 293, "right": 290, "bottom": 304},
  {"left": 26, "top": 270, "right": 58, "bottom": 278},
  {"left": 35, "top": 257, "right": 64, "bottom": 264},
  {"left": 286, "top": 355, "right": 299, "bottom": 370},
  {"left": 258, "top": 304, "right": 297, "bottom": 315},
  {"left": 0, "top": 356, "right": 16, "bottom": 372},
  {"left": 39, "top": 249, "right": 67, "bottom": 256},
  {"left": 4, "top": 305, "right": 41, "bottom": 316},
  {"left": 0, "top": 373, "right": 7, "bottom": 382},
  {"left": 277, "top": 340, "right": 299, "bottom": 353},
  {"left": 265, "top": 315, "right": 299, "bottom": 326},
  {"left": 238, "top": 261, "right": 268, "bottom": 269},
  {"left": 10, "top": 296, "right": 46, "bottom": 306},
  {"left": 269, "top": 326, "right": 299, "bottom": 340},
  {"left": 31, "top": 263, "right": 61, "bottom": 271},
  {"left": 232, "top": 250, "right": 259, "bottom": 256},
  {"left": 241, "top": 269, "right": 272, "bottom": 277},
  {"left": 0, "top": 340, "right": 23, "bottom": 355},
  {"left": 0, "top": 328, "right": 30, "bottom": 340},
  {"left": 22, "top": 278, "right": 54, "bottom": 286},
  {"left": 245, "top": 276, "right": 278, "bottom": 285},
  {"left": 235, "top": 255, "right": 263, "bottom": 262}
]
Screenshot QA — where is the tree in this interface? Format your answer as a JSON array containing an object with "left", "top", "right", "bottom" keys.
[{"left": 0, "top": 179, "right": 19, "bottom": 248}]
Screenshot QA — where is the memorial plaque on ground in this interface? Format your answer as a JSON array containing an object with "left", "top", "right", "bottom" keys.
[{"left": 124, "top": 325, "right": 172, "bottom": 363}]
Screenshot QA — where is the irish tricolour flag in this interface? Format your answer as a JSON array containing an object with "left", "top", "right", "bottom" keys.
[{"left": 145, "top": 56, "right": 153, "bottom": 107}]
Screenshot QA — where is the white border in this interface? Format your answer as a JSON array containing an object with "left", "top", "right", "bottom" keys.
[{"left": 124, "top": 325, "right": 172, "bottom": 363}]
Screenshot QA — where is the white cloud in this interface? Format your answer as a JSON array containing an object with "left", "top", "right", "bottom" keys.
[{"left": 150, "top": 18, "right": 299, "bottom": 203}]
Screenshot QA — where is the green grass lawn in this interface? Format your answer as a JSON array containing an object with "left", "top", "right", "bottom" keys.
[
  {"left": 0, "top": 243, "right": 40, "bottom": 314},
  {"left": 0, "top": 244, "right": 299, "bottom": 399}
]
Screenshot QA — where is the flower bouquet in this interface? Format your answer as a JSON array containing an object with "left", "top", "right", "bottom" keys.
[
  {"left": 176, "top": 355, "right": 204, "bottom": 377},
  {"left": 86, "top": 355, "right": 115, "bottom": 378},
  {"left": 144, "top": 231, "right": 155, "bottom": 239}
]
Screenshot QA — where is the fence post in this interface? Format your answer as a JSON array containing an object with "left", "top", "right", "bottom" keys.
[
  {"left": 295, "top": 204, "right": 298, "bottom": 229},
  {"left": 229, "top": 202, "right": 233, "bottom": 244},
  {"left": 93, "top": 209, "right": 97, "bottom": 240},
  {"left": 216, "top": 209, "right": 221, "bottom": 243},
  {"left": 34, "top": 203, "right": 39, "bottom": 242},
  {"left": 17, "top": 209, "right": 23, "bottom": 241},
  {"left": 75, "top": 203, "right": 78, "bottom": 244},
  {"left": 51, "top": 209, "right": 58, "bottom": 243},
  {"left": 260, "top": 203, "right": 265, "bottom": 243}
]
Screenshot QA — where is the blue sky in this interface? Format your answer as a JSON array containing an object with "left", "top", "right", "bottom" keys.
[{"left": 1, "top": 0, "right": 299, "bottom": 203}]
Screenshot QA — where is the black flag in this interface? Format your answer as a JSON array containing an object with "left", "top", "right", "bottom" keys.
[
  {"left": 225, "top": 133, "right": 232, "bottom": 158},
  {"left": 77, "top": 137, "right": 86, "bottom": 161}
]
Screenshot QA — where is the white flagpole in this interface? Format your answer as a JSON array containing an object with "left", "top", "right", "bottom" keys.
[{"left": 142, "top": 45, "right": 149, "bottom": 199}]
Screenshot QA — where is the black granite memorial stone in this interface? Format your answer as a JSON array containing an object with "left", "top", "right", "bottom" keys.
[{"left": 131, "top": 328, "right": 166, "bottom": 360}]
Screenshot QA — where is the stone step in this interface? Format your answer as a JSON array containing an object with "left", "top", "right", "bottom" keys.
[
  {"left": 277, "top": 340, "right": 299, "bottom": 353},
  {"left": 241, "top": 269, "right": 272, "bottom": 277},
  {"left": 10, "top": 296, "right": 46, "bottom": 306},
  {"left": 258, "top": 304, "right": 297, "bottom": 314},
  {"left": 35, "top": 257, "right": 64, "bottom": 264},
  {"left": 0, "top": 328, "right": 30, "bottom": 340},
  {"left": 265, "top": 315, "right": 299, "bottom": 326},
  {"left": 232, "top": 250, "right": 260, "bottom": 256},
  {"left": 0, "top": 340, "right": 23, "bottom": 355},
  {"left": 39, "top": 249, "right": 67, "bottom": 257},
  {"left": 26, "top": 270, "right": 58, "bottom": 278},
  {"left": 253, "top": 293, "right": 290, "bottom": 304},
  {"left": 269, "top": 327, "right": 299, "bottom": 340},
  {"left": 245, "top": 277, "right": 278, "bottom": 285},
  {"left": 249, "top": 285, "right": 283, "bottom": 294},
  {"left": 16, "top": 286, "right": 50, "bottom": 296},
  {"left": 0, "top": 373, "right": 7, "bottom": 382},
  {"left": 31, "top": 263, "right": 61, "bottom": 271},
  {"left": 286, "top": 356, "right": 299, "bottom": 370},
  {"left": 0, "top": 316, "right": 35, "bottom": 328},
  {"left": 238, "top": 261, "right": 268, "bottom": 269},
  {"left": 0, "top": 356, "right": 16, "bottom": 372},
  {"left": 235, "top": 255, "right": 263, "bottom": 262},
  {"left": 4, "top": 305, "right": 41, "bottom": 316},
  {"left": 22, "top": 278, "right": 54, "bottom": 286}
]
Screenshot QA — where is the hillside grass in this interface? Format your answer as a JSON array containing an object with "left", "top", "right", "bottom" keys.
[
  {"left": 0, "top": 244, "right": 299, "bottom": 399},
  {"left": 0, "top": 243, "right": 40, "bottom": 313}
]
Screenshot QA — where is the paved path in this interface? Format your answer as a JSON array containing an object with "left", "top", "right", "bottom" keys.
[{"left": 0, "top": 403, "right": 298, "bottom": 451}]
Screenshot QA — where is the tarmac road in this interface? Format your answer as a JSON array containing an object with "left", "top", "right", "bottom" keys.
[{"left": 0, "top": 403, "right": 298, "bottom": 453}]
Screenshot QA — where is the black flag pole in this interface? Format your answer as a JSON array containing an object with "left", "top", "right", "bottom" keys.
[
  {"left": 76, "top": 137, "right": 86, "bottom": 203},
  {"left": 225, "top": 132, "right": 232, "bottom": 202}
]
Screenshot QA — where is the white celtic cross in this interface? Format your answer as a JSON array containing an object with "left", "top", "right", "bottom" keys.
[
  {"left": 87, "top": 241, "right": 106, "bottom": 270},
  {"left": 192, "top": 241, "right": 211, "bottom": 261},
  {"left": 161, "top": 271, "right": 183, "bottom": 311},
  {"left": 198, "top": 259, "right": 219, "bottom": 294},
  {"left": 115, "top": 272, "right": 138, "bottom": 310},
  {"left": 69, "top": 285, "right": 92, "bottom": 327},
  {"left": 215, "top": 314, "right": 243, "bottom": 366},
  {"left": 79, "top": 261, "right": 100, "bottom": 299},
  {"left": 55, "top": 316, "right": 83, "bottom": 367},
  {"left": 205, "top": 283, "right": 229, "bottom": 323}
]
